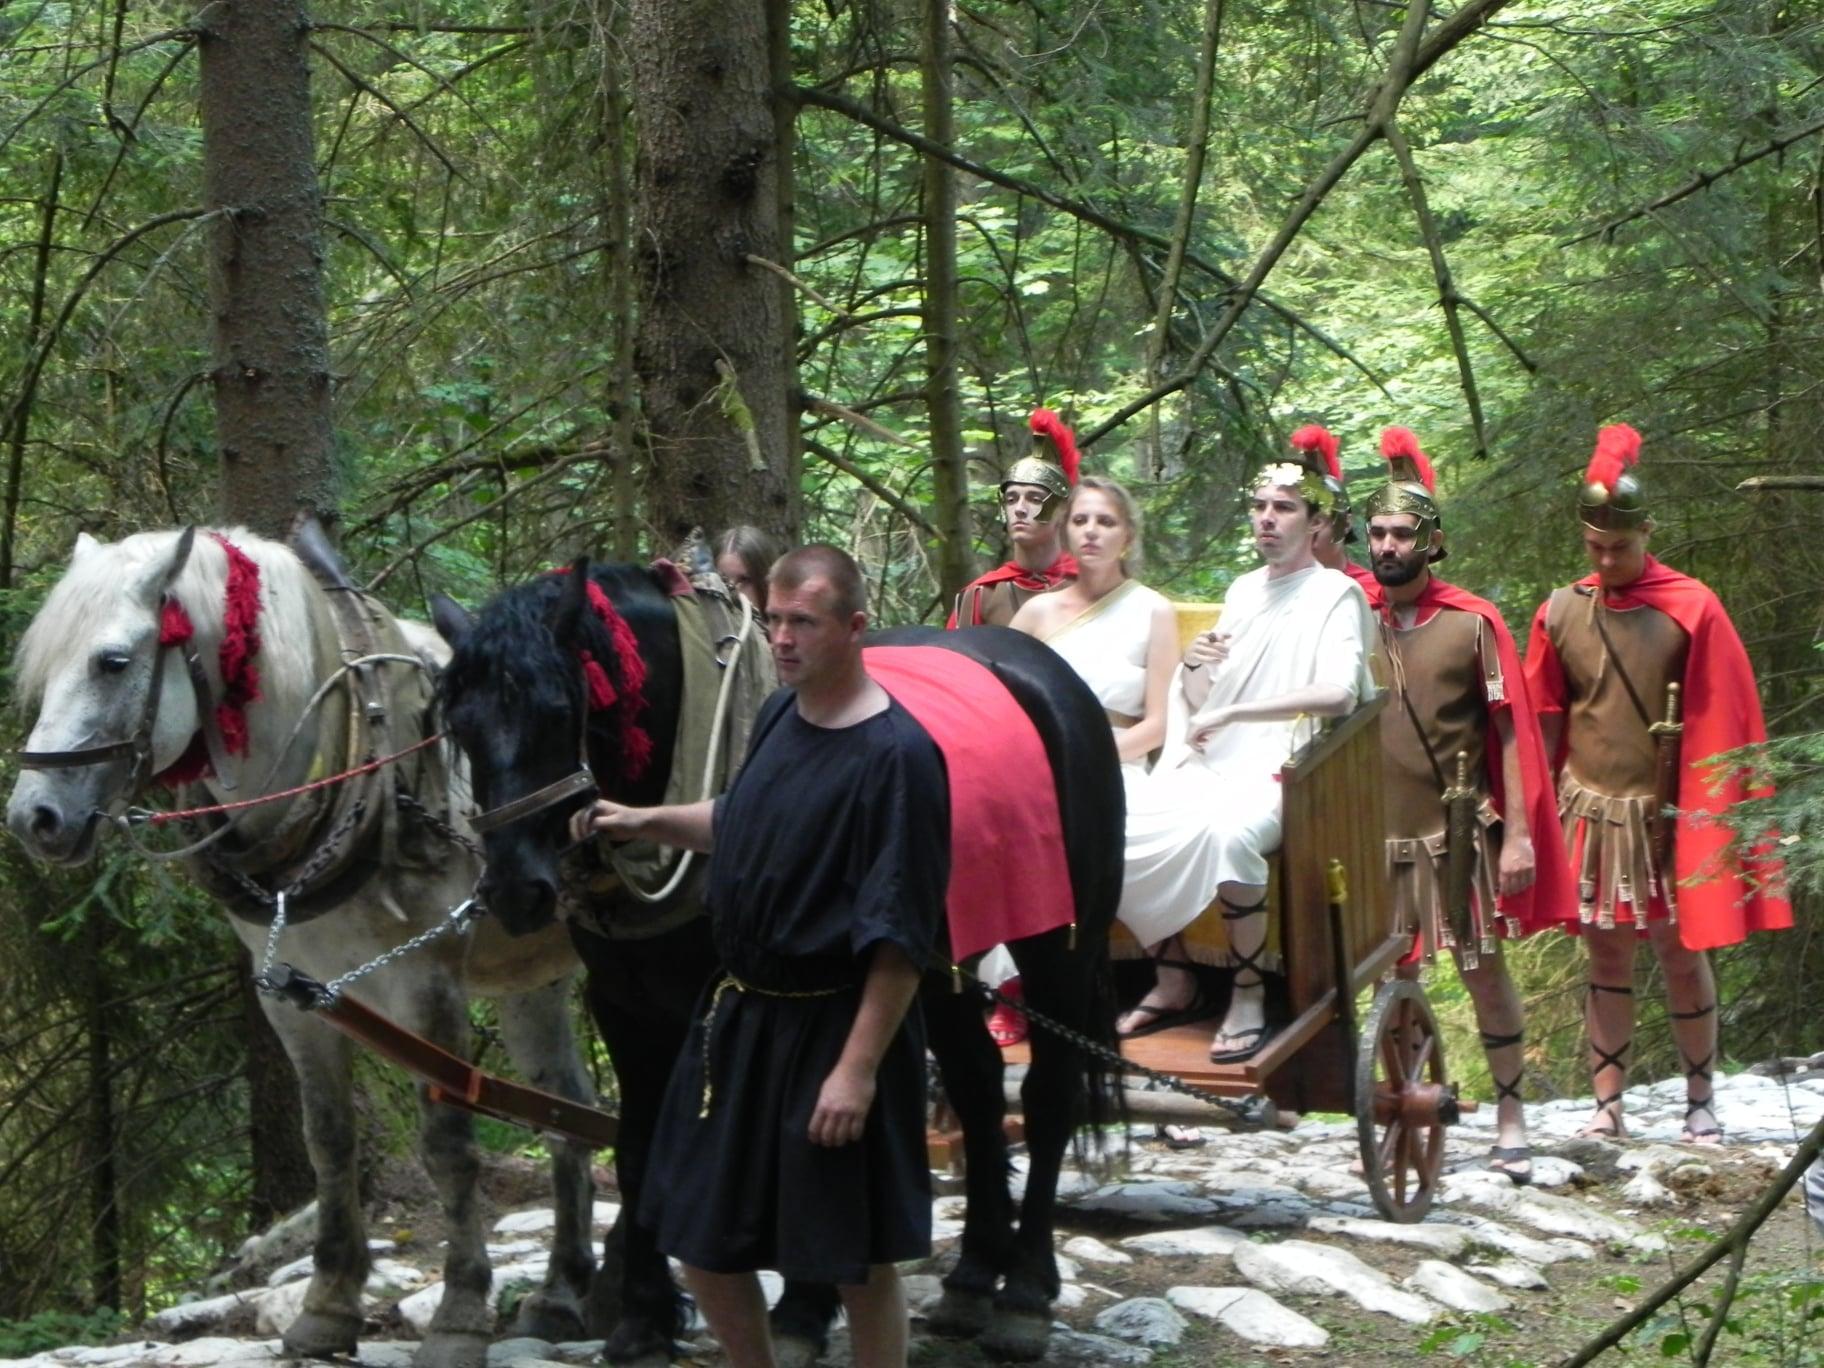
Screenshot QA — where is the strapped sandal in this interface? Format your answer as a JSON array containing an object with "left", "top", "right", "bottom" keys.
[
  {"left": 1117, "top": 952, "right": 1215, "bottom": 1039},
  {"left": 1673, "top": 1001, "right": 1723, "bottom": 1142},
  {"left": 1577, "top": 982, "right": 1633, "bottom": 1138},
  {"left": 1210, "top": 899, "right": 1272, "bottom": 1065}
]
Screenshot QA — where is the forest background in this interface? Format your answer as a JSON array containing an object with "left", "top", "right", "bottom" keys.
[{"left": 0, "top": 0, "right": 1819, "bottom": 1337}]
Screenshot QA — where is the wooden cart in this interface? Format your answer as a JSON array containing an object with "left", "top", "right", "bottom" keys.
[{"left": 1010, "top": 602, "right": 1471, "bottom": 1222}]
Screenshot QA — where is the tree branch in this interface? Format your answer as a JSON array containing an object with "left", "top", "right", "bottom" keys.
[
  {"left": 791, "top": 84, "right": 1388, "bottom": 391},
  {"left": 1737, "top": 474, "right": 1824, "bottom": 492},
  {"left": 804, "top": 393, "right": 916, "bottom": 447},
  {"left": 804, "top": 437, "right": 941, "bottom": 540},
  {"left": 308, "top": 40, "right": 464, "bottom": 179},
  {"left": 1559, "top": 1112, "right": 1824, "bottom": 1367},
  {"left": 744, "top": 253, "right": 854, "bottom": 319},
  {"left": 1564, "top": 112, "right": 1824, "bottom": 247},
  {"left": 1384, "top": 113, "right": 1488, "bottom": 457}
]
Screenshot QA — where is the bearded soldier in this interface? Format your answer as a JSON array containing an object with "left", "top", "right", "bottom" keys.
[
  {"left": 1289, "top": 424, "right": 1383, "bottom": 611},
  {"left": 1365, "top": 427, "right": 1571, "bottom": 1182},
  {"left": 1524, "top": 424, "right": 1790, "bottom": 1143},
  {"left": 947, "top": 409, "right": 1081, "bottom": 628}
]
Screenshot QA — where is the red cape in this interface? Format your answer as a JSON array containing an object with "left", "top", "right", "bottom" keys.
[
  {"left": 1343, "top": 559, "right": 1385, "bottom": 612},
  {"left": 862, "top": 645, "right": 1075, "bottom": 963},
  {"left": 946, "top": 553, "right": 1078, "bottom": 628},
  {"left": 1398, "top": 577, "right": 1573, "bottom": 935},
  {"left": 1523, "top": 556, "right": 1790, "bottom": 950}
]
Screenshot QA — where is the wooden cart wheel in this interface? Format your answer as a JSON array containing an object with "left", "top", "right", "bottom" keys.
[{"left": 1356, "top": 979, "right": 1458, "bottom": 1223}]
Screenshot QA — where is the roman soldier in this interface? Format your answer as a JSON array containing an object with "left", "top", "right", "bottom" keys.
[
  {"left": 1289, "top": 424, "right": 1383, "bottom": 610},
  {"left": 947, "top": 409, "right": 1080, "bottom": 628},
  {"left": 1524, "top": 424, "right": 1791, "bottom": 1143},
  {"left": 1364, "top": 426, "right": 1572, "bottom": 1182}
]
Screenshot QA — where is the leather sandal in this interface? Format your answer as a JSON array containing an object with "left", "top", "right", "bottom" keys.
[{"left": 1210, "top": 898, "right": 1272, "bottom": 1064}]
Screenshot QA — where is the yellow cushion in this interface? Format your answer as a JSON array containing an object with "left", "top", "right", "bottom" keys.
[{"left": 1174, "top": 601, "right": 1223, "bottom": 656}]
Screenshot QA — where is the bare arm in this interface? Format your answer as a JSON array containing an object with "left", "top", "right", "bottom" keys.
[
  {"left": 1539, "top": 712, "right": 1564, "bottom": 776},
  {"left": 808, "top": 942, "right": 924, "bottom": 1147},
  {"left": 1188, "top": 683, "right": 1354, "bottom": 750},
  {"left": 1179, "top": 628, "right": 1230, "bottom": 712},
  {"left": 569, "top": 797, "right": 717, "bottom": 852},
  {"left": 1118, "top": 599, "right": 1180, "bottom": 762},
  {"left": 1492, "top": 708, "right": 1536, "bottom": 896}
]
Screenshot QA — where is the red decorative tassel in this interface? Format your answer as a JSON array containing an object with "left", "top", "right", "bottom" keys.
[
  {"left": 209, "top": 534, "right": 263, "bottom": 758},
  {"left": 1585, "top": 423, "right": 1641, "bottom": 493},
  {"left": 550, "top": 567, "right": 653, "bottom": 781},
  {"left": 1379, "top": 425, "right": 1437, "bottom": 493},
  {"left": 1290, "top": 424, "right": 1341, "bottom": 481},
  {"left": 1028, "top": 408, "right": 1082, "bottom": 486},
  {"left": 159, "top": 598, "right": 194, "bottom": 646}
]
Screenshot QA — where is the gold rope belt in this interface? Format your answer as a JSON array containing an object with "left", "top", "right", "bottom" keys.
[{"left": 699, "top": 973, "right": 846, "bottom": 1117}]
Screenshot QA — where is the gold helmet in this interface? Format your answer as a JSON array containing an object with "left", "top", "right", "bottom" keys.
[
  {"left": 1362, "top": 426, "right": 1446, "bottom": 562},
  {"left": 1001, "top": 408, "right": 1081, "bottom": 504},
  {"left": 1578, "top": 423, "right": 1647, "bottom": 531},
  {"left": 1258, "top": 424, "right": 1341, "bottom": 520}
]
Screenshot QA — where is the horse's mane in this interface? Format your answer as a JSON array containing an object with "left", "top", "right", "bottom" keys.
[
  {"left": 14, "top": 527, "right": 324, "bottom": 713},
  {"left": 439, "top": 563, "right": 677, "bottom": 791}
]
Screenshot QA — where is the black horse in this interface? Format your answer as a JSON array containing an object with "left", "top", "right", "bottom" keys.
[{"left": 433, "top": 562, "right": 1124, "bottom": 1363}]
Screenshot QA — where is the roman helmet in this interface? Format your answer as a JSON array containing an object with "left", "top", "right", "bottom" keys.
[
  {"left": 1363, "top": 425, "right": 1447, "bottom": 562},
  {"left": 1257, "top": 424, "right": 1340, "bottom": 520},
  {"left": 1578, "top": 423, "right": 1648, "bottom": 532},
  {"left": 1001, "top": 408, "right": 1081, "bottom": 505}
]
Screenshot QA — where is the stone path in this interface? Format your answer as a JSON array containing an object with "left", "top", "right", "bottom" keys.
[{"left": 6, "top": 1065, "right": 1822, "bottom": 1367}]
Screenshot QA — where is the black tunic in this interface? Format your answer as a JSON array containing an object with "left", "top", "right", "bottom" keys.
[{"left": 640, "top": 690, "right": 950, "bottom": 1284}]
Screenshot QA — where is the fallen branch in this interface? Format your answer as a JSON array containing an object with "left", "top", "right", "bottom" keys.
[{"left": 1559, "top": 1112, "right": 1824, "bottom": 1366}]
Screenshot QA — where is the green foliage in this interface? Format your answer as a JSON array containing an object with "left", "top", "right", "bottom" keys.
[{"left": 0, "top": 1309, "right": 126, "bottom": 1357}]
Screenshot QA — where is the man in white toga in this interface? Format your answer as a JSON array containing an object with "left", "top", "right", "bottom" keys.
[{"left": 1115, "top": 454, "right": 1376, "bottom": 1063}]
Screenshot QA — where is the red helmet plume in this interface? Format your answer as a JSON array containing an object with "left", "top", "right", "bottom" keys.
[
  {"left": 1289, "top": 424, "right": 1341, "bottom": 482},
  {"left": 1379, "top": 426, "right": 1436, "bottom": 494},
  {"left": 1585, "top": 423, "right": 1641, "bottom": 494},
  {"left": 1029, "top": 408, "right": 1081, "bottom": 486}
]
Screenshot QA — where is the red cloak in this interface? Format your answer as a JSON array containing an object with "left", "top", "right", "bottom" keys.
[
  {"left": 1395, "top": 577, "right": 1572, "bottom": 935},
  {"left": 946, "top": 552, "right": 1079, "bottom": 628},
  {"left": 1523, "top": 556, "right": 1790, "bottom": 950}
]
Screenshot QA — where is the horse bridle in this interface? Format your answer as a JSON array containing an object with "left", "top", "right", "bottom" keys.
[
  {"left": 466, "top": 692, "right": 599, "bottom": 837},
  {"left": 15, "top": 526, "right": 240, "bottom": 799}
]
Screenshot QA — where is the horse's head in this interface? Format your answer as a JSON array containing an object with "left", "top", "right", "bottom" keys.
[
  {"left": 8, "top": 529, "right": 213, "bottom": 863},
  {"left": 435, "top": 559, "right": 676, "bottom": 936}
]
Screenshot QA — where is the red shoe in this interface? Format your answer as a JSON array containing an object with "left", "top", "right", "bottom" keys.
[{"left": 986, "top": 978, "right": 1028, "bottom": 1048}]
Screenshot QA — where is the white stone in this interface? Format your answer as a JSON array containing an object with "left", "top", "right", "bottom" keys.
[
  {"left": 591, "top": 1200, "right": 620, "bottom": 1227},
  {"left": 1053, "top": 1253, "right": 1081, "bottom": 1282},
  {"left": 488, "top": 1239, "right": 545, "bottom": 1260},
  {"left": 493, "top": 1208, "right": 558, "bottom": 1234},
  {"left": 1232, "top": 1239, "right": 1434, "bottom": 1323},
  {"left": 1441, "top": 1171, "right": 1665, "bottom": 1252},
  {"left": 369, "top": 1258, "right": 430, "bottom": 1293},
  {"left": 1306, "top": 1215, "right": 1470, "bottom": 1258},
  {"left": 266, "top": 1254, "right": 315, "bottom": 1287},
  {"left": 399, "top": 1281, "right": 446, "bottom": 1335},
  {"left": 1093, "top": 1297, "right": 1187, "bottom": 1346},
  {"left": 254, "top": 1279, "right": 316, "bottom": 1337},
  {"left": 1055, "top": 1283, "right": 1090, "bottom": 1310},
  {"left": 62, "top": 1345, "right": 169, "bottom": 1366},
  {"left": 147, "top": 1288, "right": 269, "bottom": 1335},
  {"left": 340, "top": 1345, "right": 416, "bottom": 1368},
  {"left": 1468, "top": 1260, "right": 1548, "bottom": 1290},
  {"left": 1622, "top": 1171, "right": 1676, "bottom": 1207},
  {"left": 1666, "top": 1162, "right": 1714, "bottom": 1191},
  {"left": 903, "top": 1274, "right": 944, "bottom": 1315},
  {"left": 1167, "top": 1285, "right": 1330, "bottom": 1348},
  {"left": 1405, "top": 1259, "right": 1512, "bottom": 1313},
  {"left": 1074, "top": 1181, "right": 1222, "bottom": 1222},
  {"left": 150, "top": 1339, "right": 279, "bottom": 1366},
  {"left": 487, "top": 1338, "right": 555, "bottom": 1365},
  {"left": 1119, "top": 1225, "right": 1247, "bottom": 1258},
  {"left": 1293, "top": 1168, "right": 1373, "bottom": 1200},
  {"left": 1441, "top": 1214, "right": 1593, "bottom": 1265},
  {"left": 1063, "top": 1235, "right": 1133, "bottom": 1265},
  {"left": 1042, "top": 1326, "right": 1152, "bottom": 1365},
  {"left": 1525, "top": 1156, "right": 1585, "bottom": 1189},
  {"left": 1616, "top": 1144, "right": 1698, "bottom": 1175}
]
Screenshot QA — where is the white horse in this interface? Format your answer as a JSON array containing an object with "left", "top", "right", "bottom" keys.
[{"left": 7, "top": 526, "right": 597, "bottom": 1368}]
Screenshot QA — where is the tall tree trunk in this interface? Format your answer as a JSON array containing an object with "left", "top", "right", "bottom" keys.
[
  {"left": 197, "top": 1, "right": 336, "bottom": 538},
  {"left": 922, "top": 0, "right": 973, "bottom": 603},
  {"left": 628, "top": 0, "right": 794, "bottom": 547},
  {"left": 768, "top": 0, "right": 803, "bottom": 540},
  {"left": 83, "top": 916, "right": 120, "bottom": 1310},
  {"left": 2, "top": 150, "right": 62, "bottom": 594},
  {"left": 197, "top": 0, "right": 325, "bottom": 1219}
]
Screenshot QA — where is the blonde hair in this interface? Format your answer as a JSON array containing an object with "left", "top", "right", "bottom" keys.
[{"left": 1061, "top": 477, "right": 1145, "bottom": 577}]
